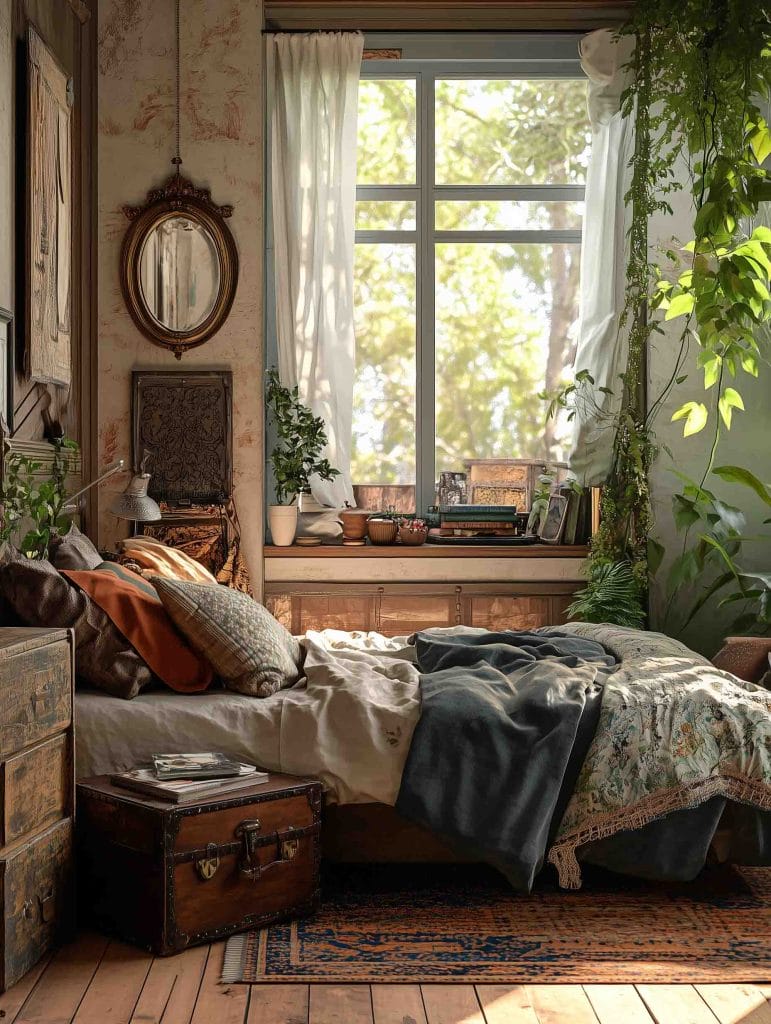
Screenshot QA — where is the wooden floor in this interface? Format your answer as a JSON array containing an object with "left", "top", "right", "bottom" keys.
[{"left": 1, "top": 933, "right": 770, "bottom": 1024}]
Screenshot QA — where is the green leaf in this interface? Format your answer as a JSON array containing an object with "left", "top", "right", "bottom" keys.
[
  {"left": 667, "top": 549, "right": 700, "bottom": 591},
  {"left": 671, "top": 401, "right": 708, "bottom": 437},
  {"left": 718, "top": 387, "right": 745, "bottom": 429},
  {"left": 712, "top": 465, "right": 771, "bottom": 506},
  {"left": 665, "top": 292, "right": 696, "bottom": 320},
  {"left": 680, "top": 571, "right": 734, "bottom": 629},
  {"left": 647, "top": 538, "right": 665, "bottom": 576},
  {"left": 673, "top": 494, "right": 700, "bottom": 530}
]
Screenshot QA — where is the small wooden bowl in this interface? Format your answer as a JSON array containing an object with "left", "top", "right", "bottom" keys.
[{"left": 399, "top": 527, "right": 427, "bottom": 546}]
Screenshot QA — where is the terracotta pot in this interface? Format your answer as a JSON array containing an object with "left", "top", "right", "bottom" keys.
[
  {"left": 367, "top": 516, "right": 398, "bottom": 545},
  {"left": 339, "top": 509, "right": 370, "bottom": 545},
  {"left": 399, "top": 526, "right": 427, "bottom": 546},
  {"left": 711, "top": 636, "right": 771, "bottom": 682}
]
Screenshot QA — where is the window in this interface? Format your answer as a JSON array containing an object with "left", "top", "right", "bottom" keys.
[{"left": 351, "top": 45, "right": 590, "bottom": 513}]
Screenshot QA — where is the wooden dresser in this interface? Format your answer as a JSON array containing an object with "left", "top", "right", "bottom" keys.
[{"left": 0, "top": 628, "right": 75, "bottom": 992}]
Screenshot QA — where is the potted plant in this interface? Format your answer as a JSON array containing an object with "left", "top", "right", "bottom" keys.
[
  {"left": 366, "top": 506, "right": 400, "bottom": 546},
  {"left": 399, "top": 516, "right": 428, "bottom": 546},
  {"left": 265, "top": 369, "right": 340, "bottom": 547}
]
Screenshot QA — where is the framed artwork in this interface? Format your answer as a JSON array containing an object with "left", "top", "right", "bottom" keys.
[
  {"left": 26, "top": 25, "right": 72, "bottom": 387},
  {"left": 0, "top": 308, "right": 13, "bottom": 434},
  {"left": 539, "top": 493, "right": 569, "bottom": 545}
]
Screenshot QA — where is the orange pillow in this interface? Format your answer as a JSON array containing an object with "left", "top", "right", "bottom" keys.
[
  {"left": 62, "top": 567, "right": 213, "bottom": 693},
  {"left": 119, "top": 537, "right": 218, "bottom": 585}
]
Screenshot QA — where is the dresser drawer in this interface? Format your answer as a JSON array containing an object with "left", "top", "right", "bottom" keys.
[
  {"left": 0, "top": 638, "right": 72, "bottom": 757},
  {"left": 1, "top": 735, "right": 73, "bottom": 847},
  {"left": 0, "top": 817, "right": 74, "bottom": 991}
]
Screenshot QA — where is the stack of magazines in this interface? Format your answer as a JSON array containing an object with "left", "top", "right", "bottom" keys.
[{"left": 111, "top": 752, "right": 268, "bottom": 803}]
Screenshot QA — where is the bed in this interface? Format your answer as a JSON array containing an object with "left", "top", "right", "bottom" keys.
[{"left": 75, "top": 624, "right": 771, "bottom": 890}]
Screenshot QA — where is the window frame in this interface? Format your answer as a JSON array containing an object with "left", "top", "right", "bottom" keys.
[{"left": 356, "top": 40, "right": 586, "bottom": 512}]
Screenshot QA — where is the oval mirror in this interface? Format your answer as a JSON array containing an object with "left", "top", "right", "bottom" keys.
[
  {"left": 120, "top": 175, "right": 238, "bottom": 358},
  {"left": 139, "top": 215, "right": 221, "bottom": 332}
]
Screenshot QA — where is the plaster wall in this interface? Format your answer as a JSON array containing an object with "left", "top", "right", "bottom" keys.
[
  {"left": 647, "top": 186, "right": 771, "bottom": 655},
  {"left": 97, "top": 0, "right": 264, "bottom": 591}
]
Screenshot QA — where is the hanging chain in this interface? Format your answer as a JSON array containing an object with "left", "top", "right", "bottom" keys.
[{"left": 172, "top": 0, "right": 182, "bottom": 171}]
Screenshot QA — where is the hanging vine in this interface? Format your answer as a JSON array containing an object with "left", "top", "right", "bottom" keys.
[{"left": 561, "top": 0, "right": 771, "bottom": 636}]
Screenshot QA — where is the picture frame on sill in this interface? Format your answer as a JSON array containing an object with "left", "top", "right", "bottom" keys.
[{"left": 538, "top": 493, "right": 569, "bottom": 545}]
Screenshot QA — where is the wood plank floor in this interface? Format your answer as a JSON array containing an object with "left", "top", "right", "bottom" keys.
[{"left": 1, "top": 934, "right": 769, "bottom": 1024}]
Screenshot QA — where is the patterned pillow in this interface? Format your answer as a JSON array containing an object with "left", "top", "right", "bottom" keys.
[{"left": 152, "top": 578, "right": 302, "bottom": 697}]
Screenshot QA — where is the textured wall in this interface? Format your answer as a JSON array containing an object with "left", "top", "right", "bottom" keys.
[
  {"left": 97, "top": 0, "right": 264, "bottom": 591},
  {"left": 647, "top": 189, "right": 771, "bottom": 656}
]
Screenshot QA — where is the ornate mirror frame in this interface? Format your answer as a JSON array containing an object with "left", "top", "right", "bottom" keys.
[{"left": 120, "top": 174, "right": 239, "bottom": 359}]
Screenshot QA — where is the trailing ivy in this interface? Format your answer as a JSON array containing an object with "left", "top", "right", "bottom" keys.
[{"left": 563, "top": 0, "right": 771, "bottom": 635}]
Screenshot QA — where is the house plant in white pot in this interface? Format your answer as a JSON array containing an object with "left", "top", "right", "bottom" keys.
[{"left": 265, "top": 368, "right": 340, "bottom": 547}]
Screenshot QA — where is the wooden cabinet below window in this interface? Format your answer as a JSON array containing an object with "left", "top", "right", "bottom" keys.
[{"left": 265, "top": 582, "right": 579, "bottom": 636}]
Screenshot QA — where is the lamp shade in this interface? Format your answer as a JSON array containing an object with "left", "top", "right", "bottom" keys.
[{"left": 109, "top": 472, "right": 162, "bottom": 523}]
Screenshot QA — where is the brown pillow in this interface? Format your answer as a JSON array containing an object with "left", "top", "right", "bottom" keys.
[
  {"left": 0, "top": 543, "right": 21, "bottom": 625},
  {"left": 63, "top": 566, "right": 213, "bottom": 694},
  {"left": 49, "top": 524, "right": 103, "bottom": 571},
  {"left": 0, "top": 557, "right": 154, "bottom": 699},
  {"left": 712, "top": 636, "right": 771, "bottom": 683}
]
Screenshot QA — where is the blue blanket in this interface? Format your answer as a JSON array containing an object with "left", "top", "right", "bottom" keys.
[{"left": 395, "top": 630, "right": 615, "bottom": 891}]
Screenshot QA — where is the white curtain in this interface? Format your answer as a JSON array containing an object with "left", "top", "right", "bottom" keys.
[
  {"left": 567, "top": 28, "right": 636, "bottom": 486},
  {"left": 267, "top": 32, "right": 363, "bottom": 508}
]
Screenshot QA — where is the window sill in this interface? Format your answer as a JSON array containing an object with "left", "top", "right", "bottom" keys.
[{"left": 264, "top": 544, "right": 589, "bottom": 558}]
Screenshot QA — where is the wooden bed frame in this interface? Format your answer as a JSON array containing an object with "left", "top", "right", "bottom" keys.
[{"left": 322, "top": 802, "right": 469, "bottom": 862}]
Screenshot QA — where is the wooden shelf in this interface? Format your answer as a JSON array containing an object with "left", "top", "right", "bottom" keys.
[{"left": 264, "top": 544, "right": 589, "bottom": 558}]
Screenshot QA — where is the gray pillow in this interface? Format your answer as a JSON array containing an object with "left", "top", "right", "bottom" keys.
[
  {"left": 152, "top": 577, "right": 302, "bottom": 697},
  {"left": 0, "top": 557, "right": 154, "bottom": 699},
  {"left": 49, "top": 524, "right": 103, "bottom": 571}
]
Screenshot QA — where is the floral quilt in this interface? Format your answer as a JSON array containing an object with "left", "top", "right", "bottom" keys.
[{"left": 548, "top": 623, "right": 771, "bottom": 888}]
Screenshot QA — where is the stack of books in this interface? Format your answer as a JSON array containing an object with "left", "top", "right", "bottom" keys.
[
  {"left": 426, "top": 504, "right": 534, "bottom": 544},
  {"left": 111, "top": 752, "right": 269, "bottom": 803},
  {"left": 435, "top": 504, "right": 521, "bottom": 537}
]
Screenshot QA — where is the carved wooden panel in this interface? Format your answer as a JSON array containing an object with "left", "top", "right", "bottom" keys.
[
  {"left": 377, "top": 595, "right": 458, "bottom": 637},
  {"left": 132, "top": 370, "right": 232, "bottom": 503},
  {"left": 468, "top": 595, "right": 551, "bottom": 632},
  {"left": 550, "top": 594, "right": 575, "bottom": 625},
  {"left": 265, "top": 594, "right": 293, "bottom": 632},
  {"left": 293, "top": 596, "right": 374, "bottom": 634}
]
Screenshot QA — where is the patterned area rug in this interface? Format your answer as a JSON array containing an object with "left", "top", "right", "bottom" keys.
[{"left": 221, "top": 863, "right": 771, "bottom": 984}]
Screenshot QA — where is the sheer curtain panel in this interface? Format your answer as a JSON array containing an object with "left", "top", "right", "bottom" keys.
[
  {"left": 267, "top": 31, "right": 364, "bottom": 507},
  {"left": 567, "top": 28, "right": 635, "bottom": 486}
]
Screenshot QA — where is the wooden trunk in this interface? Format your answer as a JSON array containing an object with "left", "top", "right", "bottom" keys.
[
  {"left": 0, "top": 628, "right": 75, "bottom": 993},
  {"left": 77, "top": 775, "right": 322, "bottom": 956}
]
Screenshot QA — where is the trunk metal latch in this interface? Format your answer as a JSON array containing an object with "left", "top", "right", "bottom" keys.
[
  {"left": 195, "top": 842, "right": 221, "bottom": 881},
  {"left": 236, "top": 818, "right": 263, "bottom": 881}
]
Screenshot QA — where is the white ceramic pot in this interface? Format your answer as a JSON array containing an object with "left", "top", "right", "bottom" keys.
[{"left": 268, "top": 504, "right": 298, "bottom": 547}]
